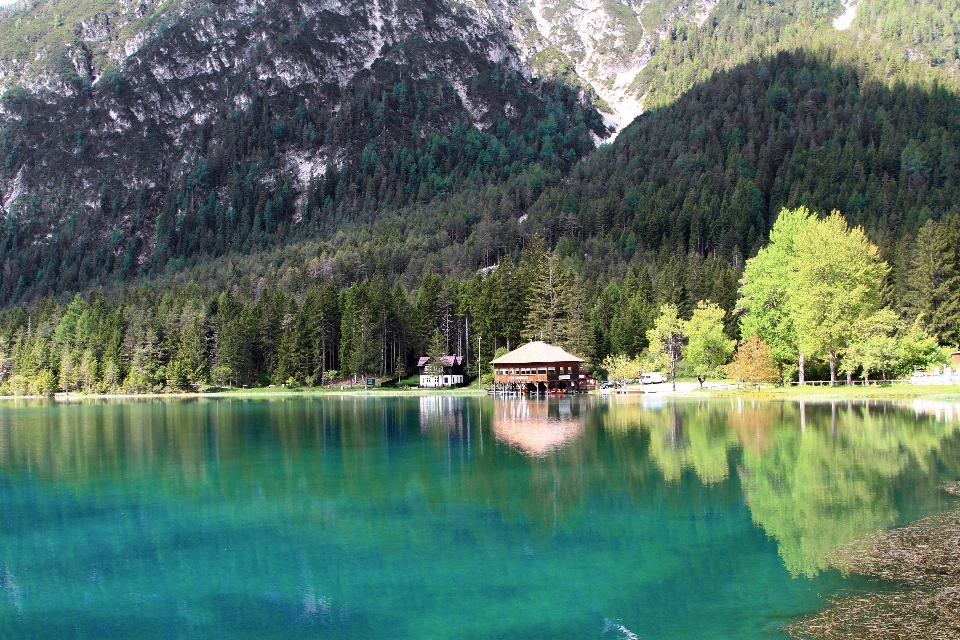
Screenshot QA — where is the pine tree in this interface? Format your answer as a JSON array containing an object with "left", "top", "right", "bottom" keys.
[
  {"left": 340, "top": 283, "right": 378, "bottom": 379},
  {"left": 557, "top": 272, "right": 592, "bottom": 361},
  {"left": 609, "top": 293, "right": 653, "bottom": 358},
  {"left": 522, "top": 252, "right": 562, "bottom": 343},
  {"left": 903, "top": 219, "right": 960, "bottom": 345},
  {"left": 167, "top": 316, "right": 209, "bottom": 390},
  {"left": 588, "top": 283, "right": 618, "bottom": 363},
  {"left": 309, "top": 281, "right": 342, "bottom": 384}
]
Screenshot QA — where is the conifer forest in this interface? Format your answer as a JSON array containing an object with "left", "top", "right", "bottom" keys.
[{"left": 1, "top": 0, "right": 960, "bottom": 393}]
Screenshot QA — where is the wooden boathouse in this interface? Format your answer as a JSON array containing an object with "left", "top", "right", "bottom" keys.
[{"left": 490, "top": 341, "right": 593, "bottom": 393}]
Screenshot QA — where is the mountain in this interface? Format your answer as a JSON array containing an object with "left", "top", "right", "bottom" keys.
[
  {"left": 0, "top": 0, "right": 959, "bottom": 304},
  {"left": 526, "top": 48, "right": 960, "bottom": 265},
  {"left": 1, "top": 1, "right": 960, "bottom": 393},
  {"left": 464, "top": 0, "right": 960, "bottom": 126},
  {"left": 0, "top": 0, "right": 610, "bottom": 302}
]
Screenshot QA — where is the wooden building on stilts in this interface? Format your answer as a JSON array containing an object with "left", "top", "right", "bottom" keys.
[{"left": 490, "top": 341, "right": 594, "bottom": 394}]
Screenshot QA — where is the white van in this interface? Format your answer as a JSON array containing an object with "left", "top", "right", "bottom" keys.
[{"left": 640, "top": 372, "right": 667, "bottom": 384}]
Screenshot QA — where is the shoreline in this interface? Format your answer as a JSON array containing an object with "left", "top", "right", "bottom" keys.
[
  {"left": 785, "top": 483, "right": 960, "bottom": 639},
  {"left": 706, "top": 383, "right": 960, "bottom": 401},
  {"left": 0, "top": 387, "right": 492, "bottom": 402},
  {"left": 0, "top": 382, "right": 958, "bottom": 402}
]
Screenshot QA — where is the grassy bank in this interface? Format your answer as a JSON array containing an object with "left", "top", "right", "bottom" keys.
[
  {"left": 708, "top": 382, "right": 960, "bottom": 401},
  {"left": 0, "top": 385, "right": 490, "bottom": 402},
  {"left": 3, "top": 381, "right": 959, "bottom": 402}
]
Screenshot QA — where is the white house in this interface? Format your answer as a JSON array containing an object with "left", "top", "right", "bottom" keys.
[{"left": 417, "top": 355, "right": 465, "bottom": 387}]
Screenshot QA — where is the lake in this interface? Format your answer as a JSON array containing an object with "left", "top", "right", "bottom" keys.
[{"left": 0, "top": 395, "right": 958, "bottom": 639}]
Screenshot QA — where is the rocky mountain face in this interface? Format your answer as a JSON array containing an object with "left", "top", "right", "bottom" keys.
[
  {"left": 0, "top": 0, "right": 606, "bottom": 300},
  {"left": 479, "top": 0, "right": 716, "bottom": 131},
  {"left": 0, "top": 0, "right": 800, "bottom": 132},
  {"left": 0, "top": 0, "right": 959, "bottom": 302}
]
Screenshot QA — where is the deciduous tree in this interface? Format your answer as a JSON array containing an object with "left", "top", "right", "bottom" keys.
[
  {"left": 791, "top": 211, "right": 887, "bottom": 385},
  {"left": 684, "top": 301, "right": 735, "bottom": 388},
  {"left": 738, "top": 207, "right": 812, "bottom": 383},
  {"left": 727, "top": 335, "right": 778, "bottom": 388},
  {"left": 602, "top": 353, "right": 639, "bottom": 387},
  {"left": 646, "top": 303, "right": 685, "bottom": 391}
]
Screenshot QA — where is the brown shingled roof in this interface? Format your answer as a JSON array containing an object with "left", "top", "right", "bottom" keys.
[{"left": 489, "top": 341, "right": 584, "bottom": 365}]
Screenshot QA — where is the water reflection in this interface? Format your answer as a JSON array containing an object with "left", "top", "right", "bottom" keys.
[
  {"left": 0, "top": 395, "right": 957, "bottom": 609},
  {"left": 492, "top": 397, "right": 587, "bottom": 456},
  {"left": 598, "top": 397, "right": 960, "bottom": 577}
]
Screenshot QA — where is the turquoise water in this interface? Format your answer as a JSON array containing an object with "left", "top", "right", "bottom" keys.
[{"left": 0, "top": 396, "right": 958, "bottom": 639}]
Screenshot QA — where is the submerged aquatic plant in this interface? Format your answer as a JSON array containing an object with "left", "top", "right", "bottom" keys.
[{"left": 785, "top": 483, "right": 960, "bottom": 639}]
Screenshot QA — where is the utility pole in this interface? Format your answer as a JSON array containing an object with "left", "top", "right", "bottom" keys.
[{"left": 477, "top": 334, "right": 482, "bottom": 390}]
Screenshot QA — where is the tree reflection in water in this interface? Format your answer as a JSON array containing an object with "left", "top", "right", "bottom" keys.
[
  {"left": 0, "top": 395, "right": 958, "bottom": 588},
  {"left": 600, "top": 396, "right": 960, "bottom": 577}
]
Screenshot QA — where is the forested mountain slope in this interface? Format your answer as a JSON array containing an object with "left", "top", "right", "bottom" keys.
[
  {"left": 0, "top": 0, "right": 606, "bottom": 303},
  {"left": 468, "top": 0, "right": 960, "bottom": 125},
  {"left": 0, "top": 1, "right": 960, "bottom": 392},
  {"left": 0, "top": 0, "right": 959, "bottom": 308},
  {"left": 189, "top": 46, "right": 960, "bottom": 298},
  {"left": 525, "top": 49, "right": 960, "bottom": 267}
]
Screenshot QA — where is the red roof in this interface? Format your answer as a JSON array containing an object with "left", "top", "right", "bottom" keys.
[{"left": 417, "top": 355, "right": 464, "bottom": 367}]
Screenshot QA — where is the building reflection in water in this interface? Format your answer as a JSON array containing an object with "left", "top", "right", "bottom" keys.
[
  {"left": 912, "top": 398, "right": 960, "bottom": 421},
  {"left": 491, "top": 397, "right": 586, "bottom": 457},
  {"left": 2, "top": 396, "right": 959, "bottom": 586},
  {"left": 418, "top": 396, "right": 470, "bottom": 437}
]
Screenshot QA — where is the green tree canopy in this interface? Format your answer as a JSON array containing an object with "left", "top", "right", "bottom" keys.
[
  {"left": 602, "top": 353, "right": 639, "bottom": 387},
  {"left": 738, "top": 207, "right": 813, "bottom": 381},
  {"left": 684, "top": 300, "right": 735, "bottom": 388},
  {"left": 791, "top": 211, "right": 888, "bottom": 384},
  {"left": 646, "top": 303, "right": 686, "bottom": 391}
]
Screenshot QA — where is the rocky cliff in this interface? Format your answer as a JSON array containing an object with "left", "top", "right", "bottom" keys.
[
  {"left": 0, "top": 0, "right": 606, "bottom": 299},
  {"left": 0, "top": 0, "right": 958, "bottom": 301}
]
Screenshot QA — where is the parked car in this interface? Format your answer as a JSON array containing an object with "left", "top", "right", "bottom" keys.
[{"left": 640, "top": 372, "right": 667, "bottom": 384}]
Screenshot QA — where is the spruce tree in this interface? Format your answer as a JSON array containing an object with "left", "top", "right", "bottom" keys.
[
  {"left": 557, "top": 272, "right": 592, "bottom": 360},
  {"left": 904, "top": 219, "right": 960, "bottom": 345},
  {"left": 522, "top": 253, "right": 561, "bottom": 343}
]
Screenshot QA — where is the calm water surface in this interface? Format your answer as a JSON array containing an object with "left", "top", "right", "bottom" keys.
[{"left": 1, "top": 396, "right": 959, "bottom": 639}]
